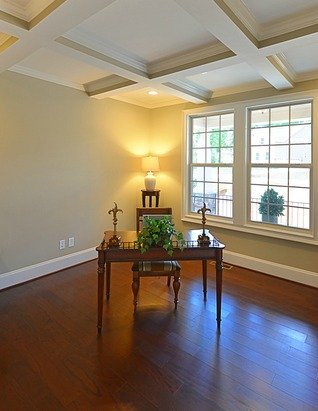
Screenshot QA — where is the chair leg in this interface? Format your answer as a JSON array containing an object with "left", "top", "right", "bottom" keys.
[
  {"left": 167, "top": 276, "right": 171, "bottom": 287},
  {"left": 132, "top": 272, "right": 140, "bottom": 309},
  {"left": 173, "top": 272, "right": 180, "bottom": 309}
]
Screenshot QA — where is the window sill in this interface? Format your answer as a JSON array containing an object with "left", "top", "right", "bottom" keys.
[{"left": 182, "top": 214, "right": 317, "bottom": 246}]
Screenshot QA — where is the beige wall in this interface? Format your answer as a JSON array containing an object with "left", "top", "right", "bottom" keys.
[
  {"left": 0, "top": 71, "right": 150, "bottom": 274},
  {"left": 150, "top": 105, "right": 318, "bottom": 274},
  {"left": 1, "top": 70, "right": 317, "bottom": 277}
]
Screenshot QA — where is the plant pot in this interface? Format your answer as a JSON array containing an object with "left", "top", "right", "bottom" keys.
[{"left": 261, "top": 214, "right": 278, "bottom": 224}]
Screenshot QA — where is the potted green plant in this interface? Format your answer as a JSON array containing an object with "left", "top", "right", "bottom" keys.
[
  {"left": 135, "top": 216, "right": 185, "bottom": 256},
  {"left": 258, "top": 188, "right": 285, "bottom": 223}
]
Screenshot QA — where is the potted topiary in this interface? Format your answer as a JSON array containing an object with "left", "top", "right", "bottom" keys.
[
  {"left": 135, "top": 216, "right": 185, "bottom": 256},
  {"left": 258, "top": 188, "right": 285, "bottom": 223}
]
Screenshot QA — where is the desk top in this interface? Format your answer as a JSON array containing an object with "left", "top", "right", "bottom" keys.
[{"left": 97, "top": 229, "right": 225, "bottom": 252}]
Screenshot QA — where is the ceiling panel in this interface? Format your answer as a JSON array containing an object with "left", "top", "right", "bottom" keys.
[
  {"left": 241, "top": 0, "right": 318, "bottom": 24},
  {"left": 110, "top": 87, "right": 186, "bottom": 109},
  {"left": 16, "top": 47, "right": 112, "bottom": 85},
  {"left": 284, "top": 43, "right": 318, "bottom": 76},
  {"left": 2, "top": 0, "right": 318, "bottom": 108},
  {"left": 67, "top": 0, "right": 216, "bottom": 62},
  {"left": 187, "top": 62, "right": 266, "bottom": 91}
]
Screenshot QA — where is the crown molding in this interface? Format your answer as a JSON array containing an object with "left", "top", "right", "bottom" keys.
[
  {"left": 212, "top": 80, "right": 270, "bottom": 98},
  {"left": 223, "top": 0, "right": 260, "bottom": 38},
  {"left": 9, "top": 65, "right": 84, "bottom": 91},
  {"left": 0, "top": 33, "right": 18, "bottom": 51},
  {"left": 84, "top": 74, "right": 136, "bottom": 96},
  {"left": 296, "top": 69, "right": 318, "bottom": 83},
  {"left": 0, "top": 31, "right": 10, "bottom": 44},
  {"left": 110, "top": 94, "right": 184, "bottom": 109},
  {"left": 259, "top": 7, "right": 318, "bottom": 40},
  {"left": 163, "top": 79, "right": 211, "bottom": 103},
  {"left": 166, "top": 79, "right": 212, "bottom": 100},
  {"left": 267, "top": 53, "right": 296, "bottom": 84},
  {"left": 223, "top": 0, "right": 318, "bottom": 43},
  {"left": 148, "top": 42, "right": 229, "bottom": 76},
  {"left": 64, "top": 28, "right": 148, "bottom": 74},
  {"left": 0, "top": 9, "right": 28, "bottom": 30},
  {"left": 0, "top": 0, "right": 54, "bottom": 21}
]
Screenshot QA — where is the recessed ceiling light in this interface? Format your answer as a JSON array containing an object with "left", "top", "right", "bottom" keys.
[
  {"left": 201, "top": 72, "right": 208, "bottom": 75},
  {"left": 148, "top": 90, "right": 158, "bottom": 96}
]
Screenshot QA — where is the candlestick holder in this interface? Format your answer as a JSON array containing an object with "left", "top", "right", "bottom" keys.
[
  {"left": 197, "top": 202, "right": 211, "bottom": 246},
  {"left": 107, "top": 202, "right": 123, "bottom": 247}
]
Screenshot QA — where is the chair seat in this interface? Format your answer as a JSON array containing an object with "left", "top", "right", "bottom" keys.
[
  {"left": 132, "top": 260, "right": 181, "bottom": 275},
  {"left": 131, "top": 260, "right": 181, "bottom": 309}
]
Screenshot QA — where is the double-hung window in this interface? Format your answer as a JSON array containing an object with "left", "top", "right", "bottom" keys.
[
  {"left": 249, "top": 101, "right": 312, "bottom": 230},
  {"left": 184, "top": 96, "right": 315, "bottom": 242},
  {"left": 189, "top": 112, "right": 234, "bottom": 218}
]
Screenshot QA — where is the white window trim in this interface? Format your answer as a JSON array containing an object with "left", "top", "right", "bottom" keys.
[{"left": 182, "top": 91, "right": 318, "bottom": 246}]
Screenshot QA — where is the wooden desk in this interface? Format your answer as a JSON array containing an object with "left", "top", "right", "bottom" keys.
[{"left": 96, "top": 229, "right": 225, "bottom": 332}]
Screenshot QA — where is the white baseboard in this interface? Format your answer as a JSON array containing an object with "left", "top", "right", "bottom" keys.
[
  {"left": 0, "top": 248, "right": 97, "bottom": 290},
  {"left": 1, "top": 248, "right": 317, "bottom": 291},
  {"left": 224, "top": 250, "right": 318, "bottom": 288}
]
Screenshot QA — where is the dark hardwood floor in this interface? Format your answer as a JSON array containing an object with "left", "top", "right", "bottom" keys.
[{"left": 0, "top": 260, "right": 317, "bottom": 410}]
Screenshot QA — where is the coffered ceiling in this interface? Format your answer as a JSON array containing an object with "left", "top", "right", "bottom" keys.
[{"left": 1, "top": 0, "right": 318, "bottom": 108}]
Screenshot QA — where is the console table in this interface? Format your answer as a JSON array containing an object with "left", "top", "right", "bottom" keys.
[
  {"left": 141, "top": 189, "right": 160, "bottom": 207},
  {"left": 96, "top": 229, "right": 225, "bottom": 332}
]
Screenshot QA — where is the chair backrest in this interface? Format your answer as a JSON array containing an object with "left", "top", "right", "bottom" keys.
[{"left": 136, "top": 207, "right": 172, "bottom": 232}]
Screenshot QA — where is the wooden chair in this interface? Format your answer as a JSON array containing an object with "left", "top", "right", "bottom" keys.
[{"left": 131, "top": 207, "right": 181, "bottom": 309}]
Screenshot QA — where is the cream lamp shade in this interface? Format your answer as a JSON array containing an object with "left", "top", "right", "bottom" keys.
[{"left": 141, "top": 156, "right": 159, "bottom": 191}]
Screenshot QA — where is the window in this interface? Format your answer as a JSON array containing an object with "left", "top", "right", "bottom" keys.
[
  {"left": 189, "top": 112, "right": 234, "bottom": 218},
  {"left": 249, "top": 102, "right": 312, "bottom": 229},
  {"left": 184, "top": 95, "right": 316, "bottom": 243}
]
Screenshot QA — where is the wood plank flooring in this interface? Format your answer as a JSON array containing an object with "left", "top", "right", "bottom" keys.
[{"left": 0, "top": 260, "right": 317, "bottom": 410}]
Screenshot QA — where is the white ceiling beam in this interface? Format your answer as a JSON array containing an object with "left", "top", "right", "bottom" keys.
[
  {"left": 53, "top": 35, "right": 227, "bottom": 102},
  {"left": 162, "top": 80, "right": 211, "bottom": 103},
  {"left": 0, "top": 0, "right": 117, "bottom": 73},
  {"left": 174, "top": 0, "right": 294, "bottom": 89},
  {"left": 55, "top": 36, "right": 149, "bottom": 81},
  {"left": 84, "top": 74, "right": 136, "bottom": 96}
]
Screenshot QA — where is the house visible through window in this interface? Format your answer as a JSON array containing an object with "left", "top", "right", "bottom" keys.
[
  {"left": 249, "top": 102, "right": 312, "bottom": 229},
  {"left": 189, "top": 112, "right": 234, "bottom": 218}
]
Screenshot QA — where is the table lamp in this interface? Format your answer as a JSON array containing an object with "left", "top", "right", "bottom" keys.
[{"left": 142, "top": 156, "right": 159, "bottom": 191}]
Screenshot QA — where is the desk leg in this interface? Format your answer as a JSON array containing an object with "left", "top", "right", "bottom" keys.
[
  {"left": 216, "top": 250, "right": 223, "bottom": 330},
  {"left": 106, "top": 262, "right": 111, "bottom": 300},
  {"left": 202, "top": 259, "right": 207, "bottom": 300},
  {"left": 97, "top": 252, "right": 105, "bottom": 333}
]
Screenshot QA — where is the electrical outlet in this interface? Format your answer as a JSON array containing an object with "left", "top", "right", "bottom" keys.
[
  {"left": 68, "top": 237, "right": 75, "bottom": 247},
  {"left": 59, "top": 239, "right": 66, "bottom": 250}
]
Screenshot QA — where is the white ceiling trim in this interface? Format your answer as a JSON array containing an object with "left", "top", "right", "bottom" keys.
[
  {"left": 159, "top": 81, "right": 206, "bottom": 104},
  {"left": 259, "top": 7, "right": 318, "bottom": 40},
  {"left": 2, "top": 0, "right": 318, "bottom": 108},
  {"left": 163, "top": 79, "right": 211, "bottom": 103},
  {"left": 55, "top": 36, "right": 148, "bottom": 81},
  {"left": 212, "top": 79, "right": 269, "bottom": 98},
  {"left": 223, "top": 0, "right": 260, "bottom": 39},
  {"left": 65, "top": 27, "right": 148, "bottom": 74},
  {"left": 84, "top": 74, "right": 136, "bottom": 96},
  {"left": 0, "top": 31, "right": 10, "bottom": 43},
  {"left": 148, "top": 42, "right": 229, "bottom": 74},
  {"left": 9, "top": 64, "right": 84, "bottom": 90},
  {"left": 0, "top": 9, "right": 28, "bottom": 33},
  {"left": 0, "top": 0, "right": 29, "bottom": 20},
  {"left": 109, "top": 93, "right": 184, "bottom": 109}
]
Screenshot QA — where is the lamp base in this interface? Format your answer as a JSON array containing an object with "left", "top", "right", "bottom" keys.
[{"left": 144, "top": 171, "right": 156, "bottom": 191}]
